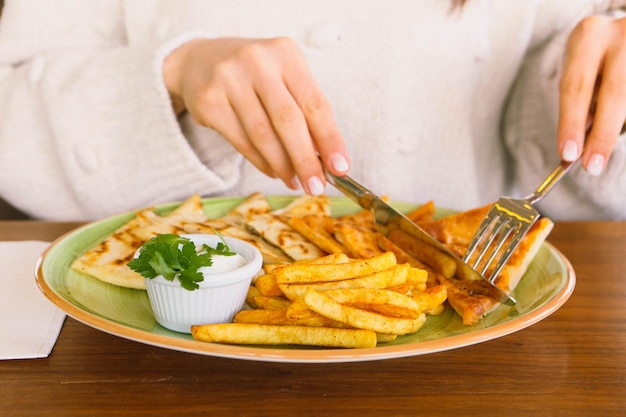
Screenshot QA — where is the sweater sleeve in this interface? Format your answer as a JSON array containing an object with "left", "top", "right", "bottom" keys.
[
  {"left": 504, "top": 4, "right": 626, "bottom": 220},
  {"left": 0, "top": 0, "right": 243, "bottom": 221},
  {"left": 530, "top": 0, "right": 626, "bottom": 49}
]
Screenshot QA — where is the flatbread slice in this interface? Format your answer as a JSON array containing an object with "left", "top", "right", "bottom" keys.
[
  {"left": 278, "top": 214, "right": 347, "bottom": 255},
  {"left": 415, "top": 208, "right": 553, "bottom": 325},
  {"left": 71, "top": 194, "right": 207, "bottom": 289},
  {"left": 271, "top": 195, "right": 331, "bottom": 217},
  {"left": 183, "top": 192, "right": 292, "bottom": 264},
  {"left": 183, "top": 219, "right": 292, "bottom": 265},
  {"left": 243, "top": 195, "right": 333, "bottom": 261},
  {"left": 245, "top": 213, "right": 327, "bottom": 261},
  {"left": 332, "top": 221, "right": 384, "bottom": 259},
  {"left": 437, "top": 275, "right": 499, "bottom": 326},
  {"left": 226, "top": 191, "right": 272, "bottom": 218}
]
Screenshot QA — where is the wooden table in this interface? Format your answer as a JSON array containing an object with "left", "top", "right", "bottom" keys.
[{"left": 1, "top": 220, "right": 625, "bottom": 417}]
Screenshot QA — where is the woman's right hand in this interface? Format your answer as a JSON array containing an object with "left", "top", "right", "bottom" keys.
[{"left": 163, "top": 37, "right": 350, "bottom": 195}]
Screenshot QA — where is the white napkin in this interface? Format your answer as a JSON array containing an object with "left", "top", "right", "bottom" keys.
[{"left": 0, "top": 241, "right": 66, "bottom": 360}]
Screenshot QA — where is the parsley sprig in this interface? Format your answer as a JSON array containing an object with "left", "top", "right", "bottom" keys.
[{"left": 127, "top": 234, "right": 236, "bottom": 291}]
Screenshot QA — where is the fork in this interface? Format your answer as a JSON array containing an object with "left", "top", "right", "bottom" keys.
[{"left": 463, "top": 159, "right": 575, "bottom": 282}]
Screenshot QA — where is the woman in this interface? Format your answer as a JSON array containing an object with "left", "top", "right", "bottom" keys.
[{"left": 0, "top": 0, "right": 624, "bottom": 220}]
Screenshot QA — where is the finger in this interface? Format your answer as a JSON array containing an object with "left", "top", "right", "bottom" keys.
[
  {"left": 191, "top": 54, "right": 302, "bottom": 189},
  {"left": 582, "top": 19, "right": 626, "bottom": 175},
  {"left": 279, "top": 44, "right": 349, "bottom": 176},
  {"left": 250, "top": 44, "right": 327, "bottom": 195},
  {"left": 557, "top": 16, "right": 608, "bottom": 162},
  {"left": 228, "top": 84, "right": 300, "bottom": 186},
  {"left": 259, "top": 81, "right": 325, "bottom": 195},
  {"left": 295, "top": 86, "right": 349, "bottom": 176},
  {"left": 191, "top": 87, "right": 278, "bottom": 180}
]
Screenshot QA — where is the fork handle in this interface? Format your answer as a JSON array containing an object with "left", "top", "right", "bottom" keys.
[{"left": 527, "top": 160, "right": 576, "bottom": 205}]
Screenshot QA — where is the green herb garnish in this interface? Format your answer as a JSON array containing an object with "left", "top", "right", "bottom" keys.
[{"left": 127, "top": 234, "right": 236, "bottom": 291}]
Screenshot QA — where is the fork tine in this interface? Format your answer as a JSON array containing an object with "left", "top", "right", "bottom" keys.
[
  {"left": 462, "top": 159, "right": 572, "bottom": 295},
  {"left": 476, "top": 220, "right": 516, "bottom": 277},
  {"left": 471, "top": 217, "right": 507, "bottom": 272},
  {"left": 487, "top": 226, "right": 530, "bottom": 281},
  {"left": 464, "top": 208, "right": 516, "bottom": 268},
  {"left": 464, "top": 208, "right": 501, "bottom": 263},
  {"left": 464, "top": 205, "right": 536, "bottom": 282}
]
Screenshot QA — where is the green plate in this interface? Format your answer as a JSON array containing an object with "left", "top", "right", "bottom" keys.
[{"left": 36, "top": 196, "right": 575, "bottom": 363}]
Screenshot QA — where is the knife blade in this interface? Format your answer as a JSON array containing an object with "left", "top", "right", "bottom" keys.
[{"left": 325, "top": 171, "right": 515, "bottom": 306}]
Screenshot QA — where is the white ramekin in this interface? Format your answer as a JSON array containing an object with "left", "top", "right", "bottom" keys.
[{"left": 143, "top": 234, "right": 263, "bottom": 333}]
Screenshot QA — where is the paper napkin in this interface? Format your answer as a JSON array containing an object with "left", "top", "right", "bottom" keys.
[{"left": 0, "top": 241, "right": 66, "bottom": 360}]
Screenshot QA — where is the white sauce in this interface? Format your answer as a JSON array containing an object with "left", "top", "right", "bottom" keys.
[{"left": 199, "top": 253, "right": 247, "bottom": 275}]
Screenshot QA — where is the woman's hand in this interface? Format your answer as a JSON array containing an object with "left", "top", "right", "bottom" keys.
[
  {"left": 558, "top": 15, "right": 626, "bottom": 175},
  {"left": 163, "top": 37, "right": 349, "bottom": 194}
]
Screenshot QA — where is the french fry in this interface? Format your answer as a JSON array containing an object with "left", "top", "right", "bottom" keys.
[
  {"left": 233, "top": 306, "right": 350, "bottom": 329},
  {"left": 246, "top": 285, "right": 263, "bottom": 309},
  {"left": 303, "top": 288, "right": 426, "bottom": 335},
  {"left": 407, "top": 267, "right": 428, "bottom": 288},
  {"left": 377, "top": 235, "right": 429, "bottom": 269},
  {"left": 274, "top": 251, "right": 398, "bottom": 284},
  {"left": 333, "top": 222, "right": 384, "bottom": 259},
  {"left": 285, "top": 299, "right": 383, "bottom": 328},
  {"left": 279, "top": 263, "right": 410, "bottom": 300},
  {"left": 298, "top": 252, "right": 351, "bottom": 265},
  {"left": 254, "top": 274, "right": 284, "bottom": 297},
  {"left": 264, "top": 252, "right": 351, "bottom": 274},
  {"left": 234, "top": 308, "right": 347, "bottom": 328},
  {"left": 388, "top": 229, "right": 457, "bottom": 278},
  {"left": 234, "top": 308, "right": 289, "bottom": 325},
  {"left": 252, "top": 295, "right": 292, "bottom": 310},
  {"left": 378, "top": 234, "right": 443, "bottom": 286},
  {"left": 280, "top": 214, "right": 347, "bottom": 255},
  {"left": 191, "top": 323, "right": 377, "bottom": 348},
  {"left": 285, "top": 298, "right": 314, "bottom": 320},
  {"left": 375, "top": 333, "right": 398, "bottom": 343},
  {"left": 411, "top": 284, "right": 448, "bottom": 313},
  {"left": 425, "top": 303, "right": 446, "bottom": 316},
  {"left": 386, "top": 283, "right": 412, "bottom": 295},
  {"left": 322, "top": 288, "right": 421, "bottom": 319}
]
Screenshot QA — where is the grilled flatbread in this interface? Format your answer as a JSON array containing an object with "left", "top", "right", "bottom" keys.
[
  {"left": 271, "top": 194, "right": 331, "bottom": 217},
  {"left": 225, "top": 191, "right": 273, "bottom": 218},
  {"left": 183, "top": 193, "right": 292, "bottom": 265},
  {"left": 437, "top": 275, "right": 499, "bottom": 325},
  {"left": 417, "top": 206, "right": 553, "bottom": 291},
  {"left": 414, "top": 208, "right": 554, "bottom": 324},
  {"left": 245, "top": 195, "right": 332, "bottom": 261},
  {"left": 246, "top": 213, "right": 327, "bottom": 261},
  {"left": 71, "top": 194, "right": 207, "bottom": 289}
]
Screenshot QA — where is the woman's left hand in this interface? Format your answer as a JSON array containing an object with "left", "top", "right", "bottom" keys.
[{"left": 558, "top": 14, "right": 626, "bottom": 175}]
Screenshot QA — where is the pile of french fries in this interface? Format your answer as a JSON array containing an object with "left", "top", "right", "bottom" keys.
[{"left": 191, "top": 251, "right": 448, "bottom": 349}]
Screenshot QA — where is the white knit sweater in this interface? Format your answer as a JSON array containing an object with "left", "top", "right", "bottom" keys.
[{"left": 0, "top": 0, "right": 624, "bottom": 221}]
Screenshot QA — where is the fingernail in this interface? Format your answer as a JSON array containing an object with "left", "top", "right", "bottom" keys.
[
  {"left": 330, "top": 153, "right": 349, "bottom": 172},
  {"left": 562, "top": 140, "right": 579, "bottom": 162},
  {"left": 587, "top": 154, "right": 605, "bottom": 176},
  {"left": 307, "top": 176, "right": 325, "bottom": 195},
  {"left": 290, "top": 176, "right": 302, "bottom": 190}
]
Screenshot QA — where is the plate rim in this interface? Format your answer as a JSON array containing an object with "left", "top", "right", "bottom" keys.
[{"left": 35, "top": 197, "right": 576, "bottom": 363}]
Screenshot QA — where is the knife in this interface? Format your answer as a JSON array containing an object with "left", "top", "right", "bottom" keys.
[{"left": 325, "top": 171, "right": 516, "bottom": 306}]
